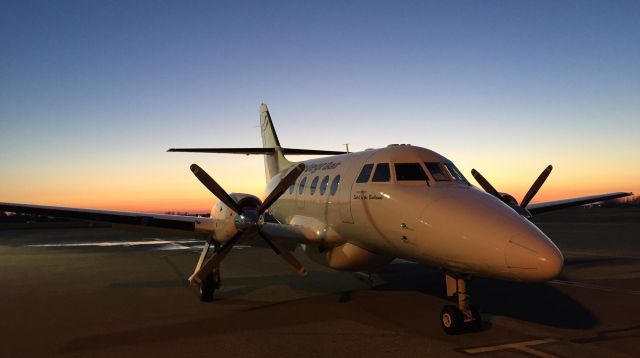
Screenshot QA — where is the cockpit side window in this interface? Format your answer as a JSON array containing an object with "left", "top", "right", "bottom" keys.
[
  {"left": 443, "top": 163, "right": 468, "bottom": 183},
  {"left": 371, "top": 163, "right": 391, "bottom": 182},
  {"left": 356, "top": 164, "right": 374, "bottom": 183},
  {"left": 395, "top": 163, "right": 428, "bottom": 181},
  {"left": 425, "top": 162, "right": 451, "bottom": 181}
]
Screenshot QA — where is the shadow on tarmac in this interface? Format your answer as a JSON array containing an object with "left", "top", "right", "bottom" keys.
[
  {"left": 374, "top": 262, "right": 598, "bottom": 330},
  {"left": 76, "top": 260, "right": 598, "bottom": 354}
]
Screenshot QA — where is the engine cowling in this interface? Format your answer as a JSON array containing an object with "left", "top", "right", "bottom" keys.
[
  {"left": 210, "top": 193, "right": 262, "bottom": 242},
  {"left": 499, "top": 192, "right": 532, "bottom": 218},
  {"left": 498, "top": 192, "right": 519, "bottom": 207}
]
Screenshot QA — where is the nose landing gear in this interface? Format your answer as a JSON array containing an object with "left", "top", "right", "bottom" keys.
[{"left": 441, "top": 273, "right": 482, "bottom": 334}]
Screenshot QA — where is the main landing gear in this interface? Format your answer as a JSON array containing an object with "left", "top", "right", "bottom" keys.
[
  {"left": 199, "top": 269, "right": 221, "bottom": 302},
  {"left": 192, "top": 238, "right": 224, "bottom": 302},
  {"left": 441, "top": 273, "right": 482, "bottom": 334}
]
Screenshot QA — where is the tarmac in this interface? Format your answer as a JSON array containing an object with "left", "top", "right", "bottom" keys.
[{"left": 0, "top": 207, "right": 638, "bottom": 357}]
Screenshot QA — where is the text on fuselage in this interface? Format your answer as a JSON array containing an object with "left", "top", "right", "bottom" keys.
[
  {"left": 353, "top": 190, "right": 383, "bottom": 200},
  {"left": 304, "top": 161, "right": 342, "bottom": 174}
]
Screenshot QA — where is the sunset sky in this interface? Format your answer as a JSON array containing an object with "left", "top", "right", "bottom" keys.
[{"left": 1, "top": 1, "right": 638, "bottom": 213}]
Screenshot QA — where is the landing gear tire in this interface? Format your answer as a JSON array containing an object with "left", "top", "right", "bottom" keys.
[
  {"left": 440, "top": 305, "right": 464, "bottom": 335},
  {"left": 199, "top": 273, "right": 215, "bottom": 302},
  {"left": 443, "top": 273, "right": 483, "bottom": 334}
]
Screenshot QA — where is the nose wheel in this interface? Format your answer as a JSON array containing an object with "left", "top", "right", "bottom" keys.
[
  {"left": 440, "top": 305, "right": 463, "bottom": 334},
  {"left": 441, "top": 273, "right": 482, "bottom": 334}
]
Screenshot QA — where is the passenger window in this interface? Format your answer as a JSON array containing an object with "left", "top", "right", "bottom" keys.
[
  {"left": 319, "top": 175, "right": 330, "bottom": 195},
  {"left": 298, "top": 177, "right": 307, "bottom": 195},
  {"left": 371, "top": 163, "right": 391, "bottom": 182},
  {"left": 356, "top": 164, "right": 374, "bottom": 183},
  {"left": 309, "top": 176, "right": 319, "bottom": 195},
  {"left": 330, "top": 175, "right": 341, "bottom": 195},
  {"left": 395, "top": 163, "right": 428, "bottom": 181},
  {"left": 289, "top": 182, "right": 295, "bottom": 195},
  {"left": 425, "top": 162, "right": 451, "bottom": 181}
]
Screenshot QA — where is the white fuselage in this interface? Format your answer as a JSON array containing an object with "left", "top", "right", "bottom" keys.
[{"left": 266, "top": 145, "right": 563, "bottom": 282}]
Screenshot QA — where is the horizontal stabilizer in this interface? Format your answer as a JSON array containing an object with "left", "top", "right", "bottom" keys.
[{"left": 167, "top": 147, "right": 346, "bottom": 155}]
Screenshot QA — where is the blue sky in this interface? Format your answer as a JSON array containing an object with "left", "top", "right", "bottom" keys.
[{"left": 1, "top": 1, "right": 638, "bottom": 211}]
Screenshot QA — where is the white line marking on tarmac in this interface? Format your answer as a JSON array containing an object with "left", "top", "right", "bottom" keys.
[
  {"left": 26, "top": 239, "right": 201, "bottom": 248},
  {"left": 551, "top": 279, "right": 640, "bottom": 295},
  {"left": 26, "top": 240, "right": 253, "bottom": 251},
  {"left": 464, "top": 338, "right": 558, "bottom": 357}
]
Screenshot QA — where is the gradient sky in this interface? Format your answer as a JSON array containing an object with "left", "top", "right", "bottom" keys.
[{"left": 1, "top": 1, "right": 638, "bottom": 212}]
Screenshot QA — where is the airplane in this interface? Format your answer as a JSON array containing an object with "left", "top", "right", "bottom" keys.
[{"left": 0, "top": 104, "right": 632, "bottom": 334}]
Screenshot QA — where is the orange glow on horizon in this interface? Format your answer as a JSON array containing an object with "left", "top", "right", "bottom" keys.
[
  {"left": 5, "top": 185, "right": 635, "bottom": 214},
  {"left": 1, "top": 152, "right": 636, "bottom": 213}
]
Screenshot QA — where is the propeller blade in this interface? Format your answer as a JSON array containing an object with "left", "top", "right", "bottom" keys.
[
  {"left": 190, "top": 164, "right": 243, "bottom": 214},
  {"left": 257, "top": 163, "right": 305, "bottom": 215},
  {"left": 189, "top": 234, "right": 241, "bottom": 285},
  {"left": 259, "top": 231, "right": 307, "bottom": 277},
  {"left": 471, "top": 169, "right": 503, "bottom": 201},
  {"left": 520, "top": 165, "right": 553, "bottom": 208}
]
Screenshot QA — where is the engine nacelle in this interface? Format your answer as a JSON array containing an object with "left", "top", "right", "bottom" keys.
[
  {"left": 498, "top": 192, "right": 532, "bottom": 218},
  {"left": 498, "top": 192, "right": 519, "bottom": 207},
  {"left": 210, "top": 193, "right": 262, "bottom": 242}
]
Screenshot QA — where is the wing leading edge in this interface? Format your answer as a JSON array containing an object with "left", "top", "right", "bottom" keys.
[
  {"left": 527, "top": 192, "right": 633, "bottom": 215},
  {"left": 0, "top": 202, "right": 215, "bottom": 238}
]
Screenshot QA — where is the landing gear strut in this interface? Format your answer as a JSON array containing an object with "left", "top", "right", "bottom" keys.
[
  {"left": 194, "top": 239, "right": 223, "bottom": 302},
  {"left": 441, "top": 273, "right": 481, "bottom": 334}
]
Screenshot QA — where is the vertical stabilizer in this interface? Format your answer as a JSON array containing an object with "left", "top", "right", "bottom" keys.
[{"left": 260, "top": 104, "right": 294, "bottom": 181}]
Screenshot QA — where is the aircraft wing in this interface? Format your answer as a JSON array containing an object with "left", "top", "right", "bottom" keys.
[
  {"left": 0, "top": 202, "right": 214, "bottom": 238},
  {"left": 526, "top": 192, "right": 633, "bottom": 215},
  {"left": 167, "top": 147, "right": 347, "bottom": 155}
]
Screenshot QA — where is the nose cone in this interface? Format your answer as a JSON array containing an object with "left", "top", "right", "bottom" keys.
[
  {"left": 414, "top": 187, "right": 563, "bottom": 282},
  {"left": 505, "top": 231, "right": 564, "bottom": 281}
]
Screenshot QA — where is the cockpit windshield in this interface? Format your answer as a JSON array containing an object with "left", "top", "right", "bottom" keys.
[
  {"left": 357, "top": 161, "right": 468, "bottom": 185},
  {"left": 425, "top": 162, "right": 450, "bottom": 181},
  {"left": 442, "top": 162, "right": 468, "bottom": 183},
  {"left": 395, "top": 163, "right": 428, "bottom": 181},
  {"left": 424, "top": 162, "right": 469, "bottom": 184}
]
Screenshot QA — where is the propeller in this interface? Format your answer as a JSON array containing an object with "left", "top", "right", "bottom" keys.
[
  {"left": 470, "top": 169, "right": 502, "bottom": 200},
  {"left": 190, "top": 164, "right": 243, "bottom": 214},
  {"left": 257, "top": 163, "right": 305, "bottom": 215},
  {"left": 520, "top": 165, "right": 553, "bottom": 208},
  {"left": 260, "top": 230, "right": 307, "bottom": 277},
  {"left": 189, "top": 163, "right": 307, "bottom": 284},
  {"left": 189, "top": 233, "right": 241, "bottom": 285},
  {"left": 471, "top": 165, "right": 553, "bottom": 218}
]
